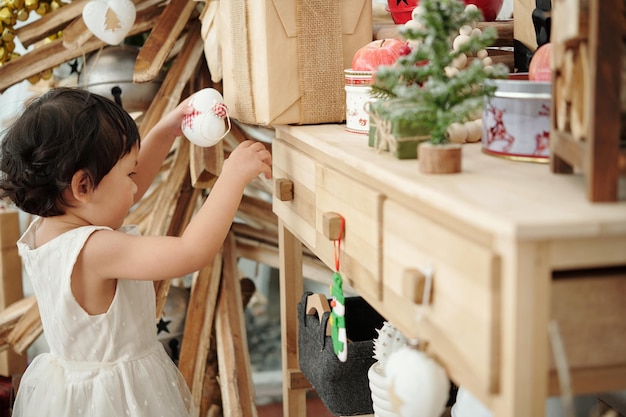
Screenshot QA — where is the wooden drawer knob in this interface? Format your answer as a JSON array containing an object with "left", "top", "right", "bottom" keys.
[
  {"left": 274, "top": 178, "right": 294, "bottom": 201},
  {"left": 322, "top": 212, "right": 343, "bottom": 240},
  {"left": 403, "top": 268, "right": 434, "bottom": 305}
]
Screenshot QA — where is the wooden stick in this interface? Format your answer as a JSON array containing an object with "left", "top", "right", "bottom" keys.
[
  {"left": 215, "top": 232, "right": 258, "bottom": 417},
  {"left": 200, "top": 327, "right": 222, "bottom": 416},
  {"left": 7, "top": 301, "right": 43, "bottom": 355},
  {"left": 133, "top": 0, "right": 199, "bottom": 83},
  {"left": 0, "top": 5, "right": 162, "bottom": 93},
  {"left": 0, "top": 296, "right": 36, "bottom": 335},
  {"left": 178, "top": 251, "right": 223, "bottom": 414},
  {"left": 138, "top": 20, "right": 205, "bottom": 138},
  {"left": 61, "top": 16, "right": 93, "bottom": 50},
  {"left": 16, "top": 0, "right": 88, "bottom": 48},
  {"left": 190, "top": 142, "right": 223, "bottom": 190}
]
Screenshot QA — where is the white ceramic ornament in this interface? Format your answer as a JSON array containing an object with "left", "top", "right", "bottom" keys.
[
  {"left": 82, "top": 0, "right": 136, "bottom": 46},
  {"left": 181, "top": 88, "right": 230, "bottom": 148},
  {"left": 451, "top": 387, "right": 492, "bottom": 417},
  {"left": 385, "top": 346, "right": 449, "bottom": 417}
]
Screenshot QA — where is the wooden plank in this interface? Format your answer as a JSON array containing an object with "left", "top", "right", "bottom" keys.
[
  {"left": 7, "top": 301, "right": 42, "bottom": 355},
  {"left": 154, "top": 167, "right": 200, "bottom": 318},
  {"left": 586, "top": 0, "right": 621, "bottom": 201},
  {"left": 16, "top": 0, "right": 88, "bottom": 48},
  {"left": 278, "top": 221, "right": 307, "bottom": 417},
  {"left": 178, "top": 251, "right": 223, "bottom": 414},
  {"left": 190, "top": 142, "right": 223, "bottom": 190},
  {"left": 199, "top": 327, "right": 222, "bottom": 416},
  {"left": 61, "top": 15, "right": 93, "bottom": 50},
  {"left": 138, "top": 20, "right": 205, "bottom": 138},
  {"left": 133, "top": 0, "right": 198, "bottom": 83},
  {"left": 0, "top": 5, "right": 162, "bottom": 93},
  {"left": 215, "top": 232, "right": 257, "bottom": 417},
  {"left": 0, "top": 210, "right": 26, "bottom": 376}
]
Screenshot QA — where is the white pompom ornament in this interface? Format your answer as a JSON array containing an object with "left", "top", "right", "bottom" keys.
[
  {"left": 385, "top": 346, "right": 449, "bottom": 417},
  {"left": 181, "top": 88, "right": 231, "bottom": 147}
]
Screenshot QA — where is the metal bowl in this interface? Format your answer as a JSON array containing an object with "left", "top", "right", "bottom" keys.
[{"left": 78, "top": 45, "right": 164, "bottom": 114}]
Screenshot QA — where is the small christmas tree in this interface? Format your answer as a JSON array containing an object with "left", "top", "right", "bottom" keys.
[{"left": 369, "top": 0, "right": 509, "bottom": 146}]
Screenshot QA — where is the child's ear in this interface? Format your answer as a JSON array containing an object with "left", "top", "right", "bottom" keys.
[{"left": 70, "top": 170, "right": 92, "bottom": 203}]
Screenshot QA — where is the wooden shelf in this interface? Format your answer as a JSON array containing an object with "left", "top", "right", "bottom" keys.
[{"left": 550, "top": 0, "right": 626, "bottom": 202}]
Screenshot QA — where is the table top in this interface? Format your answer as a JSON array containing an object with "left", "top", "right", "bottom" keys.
[{"left": 275, "top": 124, "right": 626, "bottom": 241}]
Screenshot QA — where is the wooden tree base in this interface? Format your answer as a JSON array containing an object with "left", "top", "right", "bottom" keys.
[{"left": 418, "top": 143, "right": 462, "bottom": 174}]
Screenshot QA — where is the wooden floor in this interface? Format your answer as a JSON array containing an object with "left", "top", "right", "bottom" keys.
[{"left": 257, "top": 396, "right": 336, "bottom": 417}]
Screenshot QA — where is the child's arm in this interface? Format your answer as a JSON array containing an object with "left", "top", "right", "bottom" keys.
[
  {"left": 80, "top": 139, "right": 272, "bottom": 281},
  {"left": 131, "top": 96, "right": 193, "bottom": 202}
]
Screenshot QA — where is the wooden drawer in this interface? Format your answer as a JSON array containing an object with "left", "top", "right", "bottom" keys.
[
  {"left": 548, "top": 270, "right": 626, "bottom": 395},
  {"left": 273, "top": 139, "right": 317, "bottom": 248},
  {"left": 272, "top": 139, "right": 384, "bottom": 300},
  {"left": 382, "top": 199, "right": 501, "bottom": 397}
]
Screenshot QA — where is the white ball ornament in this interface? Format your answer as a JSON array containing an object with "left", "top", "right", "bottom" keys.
[
  {"left": 405, "top": 18, "right": 423, "bottom": 31},
  {"left": 447, "top": 122, "right": 468, "bottom": 143},
  {"left": 181, "top": 88, "right": 230, "bottom": 147},
  {"left": 451, "top": 53, "right": 467, "bottom": 70},
  {"left": 464, "top": 3, "right": 479, "bottom": 13},
  {"left": 385, "top": 346, "right": 449, "bottom": 417},
  {"left": 411, "top": 5, "right": 426, "bottom": 21},
  {"left": 459, "top": 25, "right": 472, "bottom": 37},
  {"left": 466, "top": 119, "right": 483, "bottom": 143},
  {"left": 445, "top": 66, "right": 460, "bottom": 78},
  {"left": 452, "top": 34, "right": 471, "bottom": 51}
]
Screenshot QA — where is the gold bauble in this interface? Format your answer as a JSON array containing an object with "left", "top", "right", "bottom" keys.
[
  {"left": 24, "top": 0, "right": 37, "bottom": 11},
  {"left": 0, "top": 7, "right": 13, "bottom": 24},
  {"left": 35, "top": 1, "right": 48, "bottom": 15},
  {"left": 2, "top": 27, "right": 14, "bottom": 41}
]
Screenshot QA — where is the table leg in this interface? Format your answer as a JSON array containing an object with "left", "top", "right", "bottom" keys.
[
  {"left": 279, "top": 220, "right": 307, "bottom": 417},
  {"left": 494, "top": 241, "right": 552, "bottom": 417}
]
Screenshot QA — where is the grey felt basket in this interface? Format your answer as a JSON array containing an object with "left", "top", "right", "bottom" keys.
[{"left": 297, "top": 291, "right": 386, "bottom": 416}]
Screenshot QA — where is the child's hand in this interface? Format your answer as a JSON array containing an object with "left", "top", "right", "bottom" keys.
[
  {"left": 223, "top": 140, "right": 272, "bottom": 185},
  {"left": 156, "top": 95, "right": 196, "bottom": 138}
]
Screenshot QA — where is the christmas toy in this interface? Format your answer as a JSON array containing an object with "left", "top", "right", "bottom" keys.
[{"left": 181, "top": 88, "right": 231, "bottom": 148}]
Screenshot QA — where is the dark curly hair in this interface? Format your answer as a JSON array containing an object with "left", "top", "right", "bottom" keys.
[{"left": 0, "top": 87, "right": 141, "bottom": 217}]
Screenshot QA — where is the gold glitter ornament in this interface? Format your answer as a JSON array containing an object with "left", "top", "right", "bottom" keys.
[
  {"left": 2, "top": 27, "right": 14, "bottom": 41},
  {"left": 0, "top": 0, "right": 67, "bottom": 65},
  {"left": 35, "top": 2, "right": 49, "bottom": 15},
  {"left": 24, "top": 0, "right": 37, "bottom": 11},
  {"left": 0, "top": 7, "right": 13, "bottom": 24}
]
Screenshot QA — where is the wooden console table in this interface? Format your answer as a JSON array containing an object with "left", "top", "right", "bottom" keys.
[{"left": 272, "top": 124, "right": 626, "bottom": 417}]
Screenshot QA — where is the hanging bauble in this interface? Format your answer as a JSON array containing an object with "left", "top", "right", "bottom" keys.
[
  {"left": 82, "top": 0, "right": 136, "bottom": 46},
  {"left": 181, "top": 88, "right": 230, "bottom": 147},
  {"left": 385, "top": 345, "right": 449, "bottom": 417},
  {"left": 451, "top": 386, "right": 492, "bottom": 417}
]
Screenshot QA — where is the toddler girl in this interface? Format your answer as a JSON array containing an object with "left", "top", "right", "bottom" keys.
[{"left": 0, "top": 87, "right": 272, "bottom": 416}]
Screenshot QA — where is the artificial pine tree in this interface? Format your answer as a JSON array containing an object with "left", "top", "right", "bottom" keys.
[{"left": 369, "top": 0, "right": 509, "bottom": 151}]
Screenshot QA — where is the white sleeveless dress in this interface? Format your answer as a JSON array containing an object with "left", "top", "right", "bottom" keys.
[{"left": 13, "top": 218, "right": 195, "bottom": 417}]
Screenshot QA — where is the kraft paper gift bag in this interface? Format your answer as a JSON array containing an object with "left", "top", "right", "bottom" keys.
[{"left": 217, "top": 0, "right": 373, "bottom": 126}]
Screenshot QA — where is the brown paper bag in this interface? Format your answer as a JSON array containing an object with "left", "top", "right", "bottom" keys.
[{"left": 218, "top": 0, "right": 373, "bottom": 126}]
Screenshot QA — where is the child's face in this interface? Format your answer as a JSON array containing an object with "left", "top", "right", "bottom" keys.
[{"left": 87, "top": 145, "right": 139, "bottom": 230}]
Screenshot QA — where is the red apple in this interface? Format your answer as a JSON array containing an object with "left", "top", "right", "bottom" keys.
[
  {"left": 351, "top": 38, "right": 407, "bottom": 72},
  {"left": 529, "top": 42, "right": 552, "bottom": 81}
]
